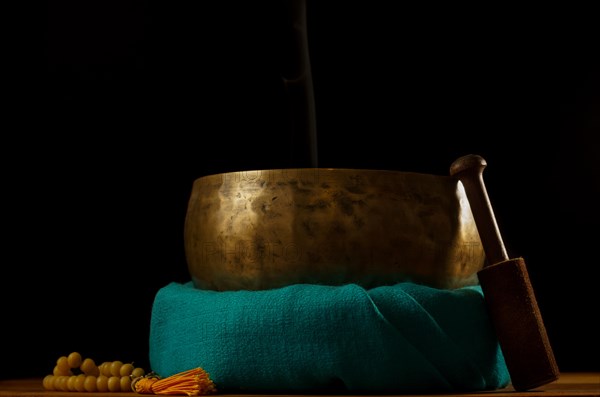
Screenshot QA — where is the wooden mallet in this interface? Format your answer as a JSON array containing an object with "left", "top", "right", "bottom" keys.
[{"left": 450, "top": 154, "right": 560, "bottom": 391}]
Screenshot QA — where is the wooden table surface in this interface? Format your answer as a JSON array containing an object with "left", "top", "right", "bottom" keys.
[{"left": 1, "top": 373, "right": 598, "bottom": 397}]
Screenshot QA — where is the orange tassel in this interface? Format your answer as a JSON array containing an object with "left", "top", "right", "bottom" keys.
[{"left": 132, "top": 368, "right": 217, "bottom": 396}]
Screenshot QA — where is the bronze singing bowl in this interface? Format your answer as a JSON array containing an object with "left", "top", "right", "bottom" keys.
[{"left": 184, "top": 168, "right": 485, "bottom": 291}]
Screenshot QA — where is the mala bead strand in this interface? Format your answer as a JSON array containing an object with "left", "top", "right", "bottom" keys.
[
  {"left": 42, "top": 351, "right": 216, "bottom": 395},
  {"left": 42, "top": 351, "right": 146, "bottom": 393}
]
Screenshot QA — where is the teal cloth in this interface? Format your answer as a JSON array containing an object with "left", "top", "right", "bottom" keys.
[{"left": 149, "top": 281, "right": 510, "bottom": 393}]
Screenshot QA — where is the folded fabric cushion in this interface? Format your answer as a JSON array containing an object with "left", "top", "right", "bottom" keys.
[{"left": 149, "top": 281, "right": 510, "bottom": 393}]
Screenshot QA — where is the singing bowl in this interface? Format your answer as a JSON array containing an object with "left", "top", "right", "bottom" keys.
[{"left": 184, "top": 168, "right": 485, "bottom": 291}]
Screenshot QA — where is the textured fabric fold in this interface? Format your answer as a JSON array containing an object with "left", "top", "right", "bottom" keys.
[{"left": 149, "top": 281, "right": 509, "bottom": 393}]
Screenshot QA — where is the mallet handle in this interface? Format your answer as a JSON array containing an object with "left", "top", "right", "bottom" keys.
[{"left": 450, "top": 154, "right": 508, "bottom": 265}]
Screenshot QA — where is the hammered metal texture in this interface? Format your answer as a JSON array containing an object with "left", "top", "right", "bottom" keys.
[{"left": 184, "top": 168, "right": 484, "bottom": 291}]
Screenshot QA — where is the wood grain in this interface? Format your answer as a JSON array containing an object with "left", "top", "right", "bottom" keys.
[{"left": 1, "top": 373, "right": 598, "bottom": 397}]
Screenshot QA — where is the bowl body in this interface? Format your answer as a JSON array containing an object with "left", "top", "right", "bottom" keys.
[{"left": 184, "top": 168, "right": 484, "bottom": 291}]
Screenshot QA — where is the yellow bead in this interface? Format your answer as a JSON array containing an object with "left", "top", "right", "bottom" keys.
[
  {"left": 110, "top": 361, "right": 123, "bottom": 377},
  {"left": 99, "top": 362, "right": 112, "bottom": 377},
  {"left": 81, "top": 358, "right": 99, "bottom": 376},
  {"left": 120, "top": 375, "right": 132, "bottom": 392},
  {"left": 107, "top": 376, "right": 121, "bottom": 392},
  {"left": 75, "top": 374, "right": 87, "bottom": 392},
  {"left": 51, "top": 376, "right": 63, "bottom": 391},
  {"left": 67, "top": 376, "right": 78, "bottom": 392},
  {"left": 120, "top": 362, "right": 134, "bottom": 377},
  {"left": 58, "top": 376, "right": 70, "bottom": 392},
  {"left": 96, "top": 375, "right": 109, "bottom": 392},
  {"left": 131, "top": 367, "right": 145, "bottom": 378},
  {"left": 42, "top": 374, "right": 54, "bottom": 390},
  {"left": 56, "top": 356, "right": 69, "bottom": 372},
  {"left": 53, "top": 364, "right": 71, "bottom": 377},
  {"left": 84, "top": 375, "right": 98, "bottom": 392},
  {"left": 67, "top": 352, "right": 82, "bottom": 368}
]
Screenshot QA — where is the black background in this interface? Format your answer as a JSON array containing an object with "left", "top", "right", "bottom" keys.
[{"left": 3, "top": 1, "right": 598, "bottom": 379}]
